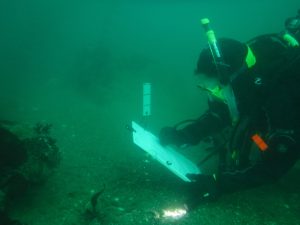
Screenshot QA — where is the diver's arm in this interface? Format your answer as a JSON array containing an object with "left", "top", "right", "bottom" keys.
[
  {"left": 159, "top": 99, "right": 231, "bottom": 147},
  {"left": 178, "top": 100, "right": 231, "bottom": 145}
]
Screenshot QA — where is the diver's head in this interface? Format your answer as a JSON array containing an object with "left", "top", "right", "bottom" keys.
[
  {"left": 194, "top": 38, "right": 248, "bottom": 104},
  {"left": 195, "top": 38, "right": 248, "bottom": 85},
  {"left": 195, "top": 38, "right": 248, "bottom": 84}
]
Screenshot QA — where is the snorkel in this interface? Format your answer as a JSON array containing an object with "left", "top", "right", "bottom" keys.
[{"left": 200, "top": 18, "right": 240, "bottom": 125}]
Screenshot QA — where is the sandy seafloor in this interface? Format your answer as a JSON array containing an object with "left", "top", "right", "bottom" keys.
[
  {"left": 1, "top": 1, "right": 300, "bottom": 224},
  {"left": 4, "top": 75, "right": 300, "bottom": 225}
]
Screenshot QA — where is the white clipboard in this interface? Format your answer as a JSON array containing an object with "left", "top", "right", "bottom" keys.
[{"left": 132, "top": 121, "right": 201, "bottom": 182}]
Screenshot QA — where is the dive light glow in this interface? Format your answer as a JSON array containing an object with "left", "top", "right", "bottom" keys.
[{"left": 162, "top": 208, "right": 187, "bottom": 219}]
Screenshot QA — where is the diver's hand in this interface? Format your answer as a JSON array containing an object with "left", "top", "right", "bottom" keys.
[
  {"left": 185, "top": 174, "right": 218, "bottom": 209},
  {"left": 159, "top": 126, "right": 182, "bottom": 146}
]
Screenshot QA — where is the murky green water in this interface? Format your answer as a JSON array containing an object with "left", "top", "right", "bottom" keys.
[{"left": 0, "top": 1, "right": 299, "bottom": 224}]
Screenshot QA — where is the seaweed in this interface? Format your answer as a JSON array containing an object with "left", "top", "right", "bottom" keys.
[
  {"left": 91, "top": 187, "right": 106, "bottom": 213},
  {"left": 33, "top": 122, "right": 53, "bottom": 137},
  {"left": 0, "top": 121, "right": 60, "bottom": 225},
  {"left": 83, "top": 185, "right": 106, "bottom": 221},
  {"left": 19, "top": 122, "right": 61, "bottom": 185}
]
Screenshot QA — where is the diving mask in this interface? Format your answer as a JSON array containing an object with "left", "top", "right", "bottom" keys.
[
  {"left": 197, "top": 74, "right": 240, "bottom": 124},
  {"left": 197, "top": 75, "right": 226, "bottom": 102}
]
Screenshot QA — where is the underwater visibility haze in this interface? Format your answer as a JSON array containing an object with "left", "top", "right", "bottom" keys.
[{"left": 0, "top": 0, "right": 299, "bottom": 224}]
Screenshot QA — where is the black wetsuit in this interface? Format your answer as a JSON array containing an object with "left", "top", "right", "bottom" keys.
[{"left": 176, "top": 34, "right": 300, "bottom": 193}]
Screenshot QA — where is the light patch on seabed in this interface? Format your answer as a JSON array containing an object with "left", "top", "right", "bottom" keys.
[{"left": 162, "top": 207, "right": 187, "bottom": 219}]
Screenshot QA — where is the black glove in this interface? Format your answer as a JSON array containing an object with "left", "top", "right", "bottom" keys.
[
  {"left": 185, "top": 173, "right": 218, "bottom": 209},
  {"left": 159, "top": 126, "right": 182, "bottom": 146}
]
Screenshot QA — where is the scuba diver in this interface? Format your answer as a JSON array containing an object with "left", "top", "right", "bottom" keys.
[{"left": 159, "top": 17, "right": 300, "bottom": 208}]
